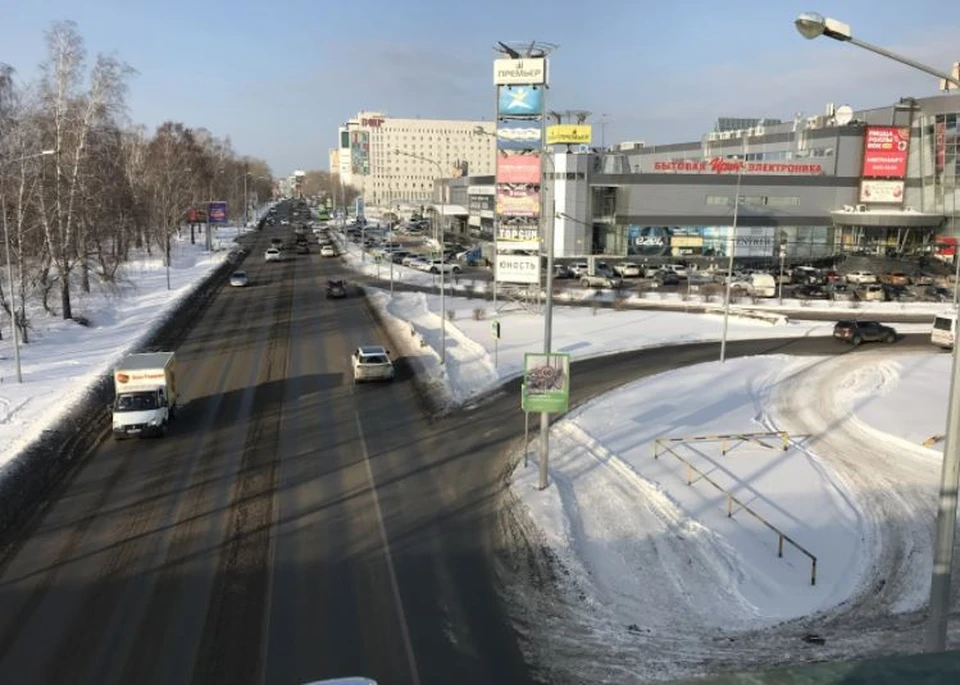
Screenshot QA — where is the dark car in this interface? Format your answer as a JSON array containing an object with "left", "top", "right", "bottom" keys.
[
  {"left": 833, "top": 320, "right": 898, "bottom": 345},
  {"left": 924, "top": 285, "right": 952, "bottom": 302},
  {"left": 554, "top": 264, "right": 574, "bottom": 279},
  {"left": 295, "top": 242, "right": 309, "bottom": 254},
  {"left": 796, "top": 284, "right": 828, "bottom": 299},
  {"left": 656, "top": 271, "right": 681, "bottom": 286},
  {"left": 326, "top": 279, "right": 347, "bottom": 299}
]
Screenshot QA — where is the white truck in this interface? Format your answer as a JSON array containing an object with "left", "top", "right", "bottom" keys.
[{"left": 111, "top": 352, "right": 178, "bottom": 439}]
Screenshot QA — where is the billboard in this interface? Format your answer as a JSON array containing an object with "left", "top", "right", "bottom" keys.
[
  {"left": 498, "top": 85, "right": 544, "bottom": 117},
  {"left": 494, "top": 58, "right": 547, "bottom": 85},
  {"left": 546, "top": 124, "right": 593, "bottom": 145},
  {"left": 497, "top": 220, "right": 540, "bottom": 250},
  {"left": 496, "top": 253, "right": 540, "bottom": 284},
  {"left": 350, "top": 130, "right": 370, "bottom": 175},
  {"left": 355, "top": 196, "right": 364, "bottom": 218},
  {"left": 860, "top": 179, "right": 905, "bottom": 204},
  {"left": 521, "top": 353, "right": 571, "bottom": 414},
  {"left": 207, "top": 201, "right": 227, "bottom": 224},
  {"left": 496, "top": 120, "right": 542, "bottom": 150},
  {"left": 862, "top": 126, "right": 910, "bottom": 178},
  {"left": 497, "top": 184, "right": 540, "bottom": 216},
  {"left": 496, "top": 151, "right": 541, "bottom": 184}
]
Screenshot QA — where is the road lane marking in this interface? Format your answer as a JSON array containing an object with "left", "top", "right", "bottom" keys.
[{"left": 354, "top": 410, "right": 422, "bottom": 685}]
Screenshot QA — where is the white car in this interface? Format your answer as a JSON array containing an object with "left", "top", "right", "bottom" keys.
[
  {"left": 264, "top": 247, "right": 283, "bottom": 262},
  {"left": 846, "top": 270, "right": 878, "bottom": 284},
  {"left": 426, "top": 260, "right": 462, "bottom": 275},
  {"left": 352, "top": 346, "right": 395, "bottom": 383},
  {"left": 320, "top": 244, "right": 337, "bottom": 257},
  {"left": 612, "top": 262, "right": 640, "bottom": 278},
  {"left": 229, "top": 270, "right": 249, "bottom": 287}
]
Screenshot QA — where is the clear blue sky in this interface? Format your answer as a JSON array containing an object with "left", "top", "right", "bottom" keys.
[{"left": 1, "top": 0, "right": 957, "bottom": 176}]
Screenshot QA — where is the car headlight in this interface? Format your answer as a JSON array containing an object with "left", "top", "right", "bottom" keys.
[{"left": 148, "top": 419, "right": 160, "bottom": 426}]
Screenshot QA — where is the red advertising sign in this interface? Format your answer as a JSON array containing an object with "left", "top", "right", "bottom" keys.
[
  {"left": 862, "top": 126, "right": 910, "bottom": 178},
  {"left": 496, "top": 151, "right": 541, "bottom": 184},
  {"left": 651, "top": 159, "right": 823, "bottom": 175},
  {"left": 496, "top": 184, "right": 540, "bottom": 217},
  {"left": 936, "top": 121, "right": 946, "bottom": 172}
]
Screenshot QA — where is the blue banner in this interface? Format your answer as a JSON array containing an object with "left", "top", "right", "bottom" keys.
[
  {"left": 207, "top": 201, "right": 227, "bottom": 224},
  {"left": 498, "top": 85, "right": 543, "bottom": 118}
]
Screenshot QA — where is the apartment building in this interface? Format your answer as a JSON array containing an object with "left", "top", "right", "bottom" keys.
[{"left": 339, "top": 111, "right": 496, "bottom": 206}]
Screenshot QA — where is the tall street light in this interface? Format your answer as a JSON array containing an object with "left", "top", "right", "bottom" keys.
[
  {"left": 474, "top": 126, "right": 500, "bottom": 310},
  {"left": 718, "top": 155, "right": 744, "bottom": 364},
  {"left": 395, "top": 148, "right": 447, "bottom": 365},
  {"left": 0, "top": 149, "right": 55, "bottom": 384},
  {"left": 795, "top": 11, "right": 960, "bottom": 653}
]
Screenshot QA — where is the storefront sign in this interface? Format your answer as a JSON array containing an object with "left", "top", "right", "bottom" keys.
[
  {"left": 859, "top": 179, "right": 905, "bottom": 204},
  {"left": 651, "top": 159, "right": 823, "bottom": 175},
  {"left": 496, "top": 253, "right": 540, "bottom": 283},
  {"left": 546, "top": 124, "right": 592, "bottom": 145},
  {"left": 731, "top": 227, "right": 776, "bottom": 258},
  {"left": 862, "top": 126, "right": 910, "bottom": 178},
  {"left": 494, "top": 58, "right": 547, "bottom": 85},
  {"left": 361, "top": 117, "right": 383, "bottom": 128},
  {"left": 497, "top": 223, "right": 540, "bottom": 250}
]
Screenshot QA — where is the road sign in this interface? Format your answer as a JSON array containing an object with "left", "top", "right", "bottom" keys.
[
  {"left": 374, "top": 255, "right": 383, "bottom": 264},
  {"left": 521, "top": 352, "right": 571, "bottom": 413},
  {"left": 491, "top": 320, "right": 501, "bottom": 339}
]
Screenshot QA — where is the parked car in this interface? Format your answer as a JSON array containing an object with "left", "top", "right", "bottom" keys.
[
  {"left": 580, "top": 266, "right": 623, "bottom": 289},
  {"left": 796, "top": 284, "right": 828, "bottom": 299},
  {"left": 351, "top": 345, "right": 395, "bottom": 383},
  {"left": 879, "top": 272, "right": 911, "bottom": 286},
  {"left": 924, "top": 285, "right": 952, "bottom": 302},
  {"left": 655, "top": 270, "right": 681, "bottom": 286},
  {"left": 612, "top": 262, "right": 641, "bottom": 278},
  {"left": 857, "top": 284, "right": 885, "bottom": 302},
  {"left": 554, "top": 264, "right": 575, "bottom": 279},
  {"left": 826, "top": 283, "right": 855, "bottom": 301},
  {"left": 833, "top": 320, "right": 898, "bottom": 345},
  {"left": 846, "top": 270, "right": 878, "bottom": 285},
  {"left": 427, "top": 259, "right": 462, "bottom": 275},
  {"left": 229, "top": 270, "right": 249, "bottom": 287},
  {"left": 569, "top": 261, "right": 589, "bottom": 277}
]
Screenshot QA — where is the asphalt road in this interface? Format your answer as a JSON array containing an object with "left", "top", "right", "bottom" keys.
[{"left": 0, "top": 205, "right": 939, "bottom": 685}]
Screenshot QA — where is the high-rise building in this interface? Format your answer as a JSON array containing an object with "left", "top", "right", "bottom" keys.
[{"left": 338, "top": 110, "right": 496, "bottom": 206}]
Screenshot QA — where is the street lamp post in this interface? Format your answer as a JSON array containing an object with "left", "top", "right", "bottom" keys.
[
  {"left": 778, "top": 242, "right": 787, "bottom": 305},
  {"left": 718, "top": 157, "right": 744, "bottom": 364},
  {"left": 0, "top": 149, "right": 55, "bottom": 384},
  {"left": 395, "top": 149, "right": 447, "bottom": 365},
  {"left": 795, "top": 10, "right": 960, "bottom": 653}
]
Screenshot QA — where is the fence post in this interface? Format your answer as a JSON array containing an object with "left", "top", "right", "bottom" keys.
[
  {"left": 721, "top": 439, "right": 727, "bottom": 455},
  {"left": 778, "top": 535, "right": 784, "bottom": 558},
  {"left": 727, "top": 495, "right": 734, "bottom": 517},
  {"left": 653, "top": 440, "right": 660, "bottom": 459},
  {"left": 685, "top": 463, "right": 692, "bottom": 485},
  {"left": 811, "top": 558, "right": 817, "bottom": 586},
  {"left": 781, "top": 431, "right": 789, "bottom": 451}
]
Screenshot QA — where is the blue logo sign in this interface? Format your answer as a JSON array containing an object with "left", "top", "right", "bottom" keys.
[
  {"left": 498, "top": 86, "right": 543, "bottom": 117},
  {"left": 207, "top": 201, "right": 228, "bottom": 224}
]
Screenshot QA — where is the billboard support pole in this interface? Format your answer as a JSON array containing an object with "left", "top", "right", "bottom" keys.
[
  {"left": 205, "top": 205, "right": 212, "bottom": 252},
  {"left": 719, "top": 154, "right": 744, "bottom": 364},
  {"left": 538, "top": 112, "right": 554, "bottom": 492}
]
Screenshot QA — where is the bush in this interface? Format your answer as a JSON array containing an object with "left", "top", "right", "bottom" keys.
[
  {"left": 701, "top": 283, "right": 721, "bottom": 303},
  {"left": 72, "top": 315, "right": 91, "bottom": 327},
  {"left": 446, "top": 308, "right": 457, "bottom": 321},
  {"left": 463, "top": 283, "right": 475, "bottom": 299},
  {"left": 612, "top": 293, "right": 629, "bottom": 311},
  {"left": 472, "top": 307, "right": 486, "bottom": 321}
]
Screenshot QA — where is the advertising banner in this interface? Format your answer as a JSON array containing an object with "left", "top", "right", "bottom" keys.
[
  {"left": 496, "top": 120, "right": 542, "bottom": 150},
  {"left": 497, "top": 220, "right": 541, "bottom": 250},
  {"left": 521, "top": 353, "right": 571, "bottom": 414},
  {"left": 626, "top": 225, "right": 672, "bottom": 257},
  {"left": 355, "top": 196, "right": 365, "bottom": 218},
  {"left": 468, "top": 194, "right": 494, "bottom": 213},
  {"left": 859, "top": 179, "right": 905, "bottom": 204},
  {"left": 546, "top": 124, "right": 593, "bottom": 145},
  {"left": 498, "top": 85, "right": 543, "bottom": 117},
  {"left": 496, "top": 151, "right": 541, "bottom": 184},
  {"left": 493, "top": 58, "right": 547, "bottom": 85},
  {"left": 496, "top": 253, "right": 540, "bottom": 284},
  {"left": 936, "top": 121, "right": 946, "bottom": 172},
  {"left": 862, "top": 126, "right": 910, "bottom": 178},
  {"left": 731, "top": 227, "right": 775, "bottom": 257},
  {"left": 497, "top": 184, "right": 540, "bottom": 216},
  {"left": 207, "top": 201, "right": 227, "bottom": 224},
  {"left": 350, "top": 131, "right": 370, "bottom": 175}
]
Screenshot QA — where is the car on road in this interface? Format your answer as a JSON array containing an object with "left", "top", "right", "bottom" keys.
[
  {"left": 326, "top": 279, "right": 347, "bottom": 299},
  {"left": 295, "top": 242, "right": 310, "bottom": 254},
  {"left": 427, "top": 259, "right": 462, "bottom": 275},
  {"left": 833, "top": 320, "right": 898, "bottom": 345},
  {"left": 320, "top": 244, "right": 337, "bottom": 258},
  {"left": 654, "top": 270, "right": 681, "bottom": 286},
  {"left": 580, "top": 266, "right": 623, "bottom": 289},
  {"left": 229, "top": 270, "right": 249, "bottom": 287},
  {"left": 351, "top": 345, "right": 395, "bottom": 383},
  {"left": 264, "top": 247, "right": 284, "bottom": 262}
]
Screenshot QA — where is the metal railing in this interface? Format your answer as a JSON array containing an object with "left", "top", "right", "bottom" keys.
[{"left": 653, "top": 432, "right": 818, "bottom": 586}]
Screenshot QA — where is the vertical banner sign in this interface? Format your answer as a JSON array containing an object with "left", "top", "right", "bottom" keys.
[
  {"left": 494, "top": 66, "right": 548, "bottom": 283},
  {"left": 207, "top": 201, "right": 227, "bottom": 224},
  {"left": 355, "top": 196, "right": 365, "bottom": 218},
  {"left": 521, "top": 352, "right": 570, "bottom": 413}
]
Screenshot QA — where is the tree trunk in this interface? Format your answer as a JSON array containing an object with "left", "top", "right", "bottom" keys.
[
  {"left": 60, "top": 266, "right": 73, "bottom": 320},
  {"left": 80, "top": 258, "right": 90, "bottom": 293}
]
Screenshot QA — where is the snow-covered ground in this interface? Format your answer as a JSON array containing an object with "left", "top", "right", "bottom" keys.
[{"left": 0, "top": 225, "right": 249, "bottom": 472}]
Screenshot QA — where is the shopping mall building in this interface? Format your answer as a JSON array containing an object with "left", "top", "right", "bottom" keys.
[{"left": 440, "top": 92, "right": 960, "bottom": 262}]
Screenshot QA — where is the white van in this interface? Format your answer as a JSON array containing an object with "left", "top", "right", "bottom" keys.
[
  {"left": 932, "top": 312, "right": 957, "bottom": 349},
  {"left": 748, "top": 273, "right": 776, "bottom": 298}
]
